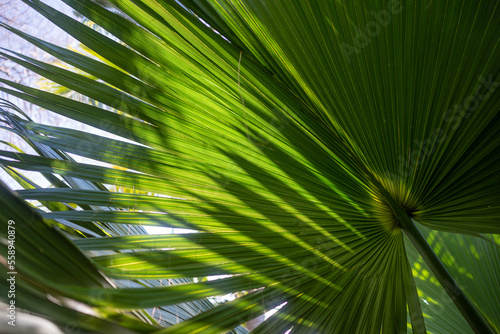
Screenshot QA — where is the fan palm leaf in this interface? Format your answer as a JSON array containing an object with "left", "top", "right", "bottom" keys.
[{"left": 0, "top": 0, "right": 499, "bottom": 333}]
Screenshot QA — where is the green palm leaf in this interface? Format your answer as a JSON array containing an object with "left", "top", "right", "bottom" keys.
[{"left": 0, "top": 0, "right": 498, "bottom": 333}]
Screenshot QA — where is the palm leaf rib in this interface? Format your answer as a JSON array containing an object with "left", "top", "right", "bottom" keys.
[{"left": 0, "top": 0, "right": 499, "bottom": 333}]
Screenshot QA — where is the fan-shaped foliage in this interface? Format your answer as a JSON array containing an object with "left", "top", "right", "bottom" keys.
[{"left": 0, "top": 0, "right": 499, "bottom": 333}]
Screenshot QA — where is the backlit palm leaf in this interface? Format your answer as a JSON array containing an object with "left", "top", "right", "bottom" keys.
[{"left": 0, "top": 0, "right": 499, "bottom": 333}]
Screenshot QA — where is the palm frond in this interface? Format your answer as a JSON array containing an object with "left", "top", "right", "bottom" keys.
[{"left": 0, "top": 0, "right": 499, "bottom": 333}]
